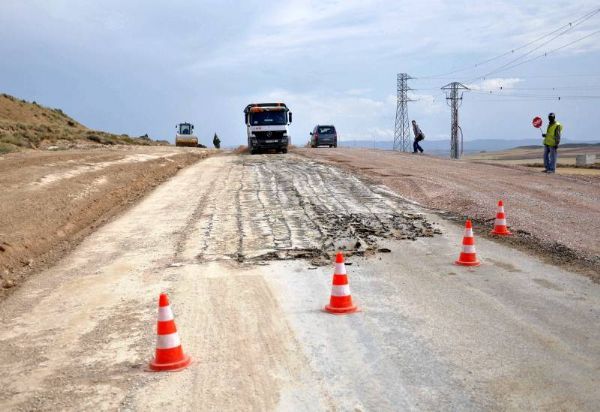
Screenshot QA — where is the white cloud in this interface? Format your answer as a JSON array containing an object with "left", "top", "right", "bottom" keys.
[
  {"left": 467, "top": 77, "right": 523, "bottom": 91},
  {"left": 241, "top": 88, "right": 395, "bottom": 142},
  {"left": 409, "top": 92, "right": 445, "bottom": 115},
  {"left": 188, "top": 0, "right": 600, "bottom": 74},
  {"left": 345, "top": 88, "right": 373, "bottom": 96}
]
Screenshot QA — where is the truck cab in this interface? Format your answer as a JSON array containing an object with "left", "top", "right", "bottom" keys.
[
  {"left": 175, "top": 122, "right": 199, "bottom": 147},
  {"left": 244, "top": 103, "right": 292, "bottom": 154}
]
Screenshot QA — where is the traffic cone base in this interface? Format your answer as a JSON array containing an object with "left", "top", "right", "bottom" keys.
[
  {"left": 324, "top": 303, "right": 359, "bottom": 314},
  {"left": 454, "top": 258, "right": 481, "bottom": 267},
  {"left": 491, "top": 227, "right": 512, "bottom": 236},
  {"left": 149, "top": 354, "right": 192, "bottom": 372}
]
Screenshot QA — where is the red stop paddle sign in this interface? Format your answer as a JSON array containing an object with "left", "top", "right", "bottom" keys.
[{"left": 532, "top": 116, "right": 543, "bottom": 128}]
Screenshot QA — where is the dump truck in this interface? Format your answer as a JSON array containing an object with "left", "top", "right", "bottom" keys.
[
  {"left": 175, "top": 122, "right": 198, "bottom": 147},
  {"left": 244, "top": 103, "right": 292, "bottom": 154}
]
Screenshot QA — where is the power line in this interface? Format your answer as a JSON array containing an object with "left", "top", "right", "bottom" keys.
[
  {"left": 469, "top": 90, "right": 600, "bottom": 100},
  {"left": 466, "top": 11, "right": 600, "bottom": 82},
  {"left": 416, "top": 7, "right": 600, "bottom": 80},
  {"left": 469, "top": 29, "right": 600, "bottom": 80},
  {"left": 493, "top": 85, "right": 600, "bottom": 90},
  {"left": 414, "top": 73, "right": 600, "bottom": 81}
]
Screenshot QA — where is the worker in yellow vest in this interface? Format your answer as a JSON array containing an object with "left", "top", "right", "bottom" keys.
[{"left": 541, "top": 112, "right": 562, "bottom": 174}]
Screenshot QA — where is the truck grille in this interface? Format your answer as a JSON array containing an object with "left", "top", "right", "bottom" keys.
[{"left": 254, "top": 131, "right": 285, "bottom": 140}]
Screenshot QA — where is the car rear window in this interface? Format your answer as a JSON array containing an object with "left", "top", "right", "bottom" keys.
[{"left": 318, "top": 126, "right": 335, "bottom": 134}]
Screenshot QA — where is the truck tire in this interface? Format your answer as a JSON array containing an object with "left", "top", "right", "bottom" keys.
[{"left": 281, "top": 148, "right": 288, "bottom": 154}]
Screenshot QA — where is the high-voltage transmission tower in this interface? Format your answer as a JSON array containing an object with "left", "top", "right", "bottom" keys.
[
  {"left": 394, "top": 73, "right": 413, "bottom": 151},
  {"left": 441, "top": 82, "right": 469, "bottom": 159}
]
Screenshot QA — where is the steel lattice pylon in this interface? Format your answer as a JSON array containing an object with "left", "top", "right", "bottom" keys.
[{"left": 394, "top": 73, "right": 413, "bottom": 151}]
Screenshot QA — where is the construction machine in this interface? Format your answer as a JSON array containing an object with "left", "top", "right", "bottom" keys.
[
  {"left": 244, "top": 103, "right": 292, "bottom": 154},
  {"left": 175, "top": 122, "right": 199, "bottom": 147}
]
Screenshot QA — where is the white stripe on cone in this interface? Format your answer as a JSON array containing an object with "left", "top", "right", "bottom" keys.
[
  {"left": 158, "top": 306, "right": 174, "bottom": 321},
  {"left": 495, "top": 218, "right": 507, "bottom": 226},
  {"left": 464, "top": 228, "right": 473, "bottom": 237},
  {"left": 498, "top": 206, "right": 505, "bottom": 213},
  {"left": 462, "top": 245, "right": 476, "bottom": 254},
  {"left": 331, "top": 284, "right": 351, "bottom": 297},
  {"left": 156, "top": 332, "right": 181, "bottom": 349},
  {"left": 334, "top": 263, "right": 346, "bottom": 274}
]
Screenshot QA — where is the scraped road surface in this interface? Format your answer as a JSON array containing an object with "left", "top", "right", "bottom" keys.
[{"left": 1, "top": 154, "right": 598, "bottom": 411}]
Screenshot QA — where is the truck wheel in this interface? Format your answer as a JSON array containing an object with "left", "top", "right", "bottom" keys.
[{"left": 282, "top": 148, "right": 288, "bottom": 154}]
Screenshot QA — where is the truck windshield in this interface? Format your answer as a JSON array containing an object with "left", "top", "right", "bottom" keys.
[
  {"left": 179, "top": 124, "right": 192, "bottom": 134},
  {"left": 250, "top": 111, "right": 287, "bottom": 126}
]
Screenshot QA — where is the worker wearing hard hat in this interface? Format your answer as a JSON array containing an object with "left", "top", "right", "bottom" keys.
[{"left": 541, "top": 113, "right": 562, "bottom": 174}]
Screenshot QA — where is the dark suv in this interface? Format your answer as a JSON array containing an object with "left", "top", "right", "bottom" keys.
[{"left": 310, "top": 125, "right": 337, "bottom": 148}]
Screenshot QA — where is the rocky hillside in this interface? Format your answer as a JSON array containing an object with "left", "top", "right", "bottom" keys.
[{"left": 0, "top": 93, "right": 167, "bottom": 153}]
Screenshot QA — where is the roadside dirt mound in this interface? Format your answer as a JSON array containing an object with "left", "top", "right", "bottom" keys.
[
  {"left": 0, "top": 147, "right": 212, "bottom": 300},
  {"left": 0, "top": 93, "right": 166, "bottom": 153}
]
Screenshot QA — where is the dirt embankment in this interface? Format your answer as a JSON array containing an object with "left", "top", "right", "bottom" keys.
[
  {"left": 295, "top": 148, "right": 600, "bottom": 281},
  {"left": 0, "top": 93, "right": 168, "bottom": 153},
  {"left": 0, "top": 146, "right": 212, "bottom": 299}
]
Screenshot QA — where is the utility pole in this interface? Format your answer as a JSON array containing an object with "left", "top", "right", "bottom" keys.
[
  {"left": 441, "top": 82, "right": 469, "bottom": 159},
  {"left": 394, "top": 73, "right": 413, "bottom": 151}
]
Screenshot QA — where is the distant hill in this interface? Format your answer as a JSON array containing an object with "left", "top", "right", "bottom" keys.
[
  {"left": 339, "top": 138, "right": 599, "bottom": 155},
  {"left": 0, "top": 93, "right": 167, "bottom": 153},
  {"left": 516, "top": 142, "right": 600, "bottom": 149}
]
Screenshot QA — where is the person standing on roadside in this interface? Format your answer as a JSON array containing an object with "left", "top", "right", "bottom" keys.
[
  {"left": 542, "top": 112, "right": 562, "bottom": 173},
  {"left": 412, "top": 120, "right": 425, "bottom": 154}
]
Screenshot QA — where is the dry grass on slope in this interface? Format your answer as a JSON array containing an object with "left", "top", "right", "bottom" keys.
[{"left": 0, "top": 93, "right": 167, "bottom": 153}]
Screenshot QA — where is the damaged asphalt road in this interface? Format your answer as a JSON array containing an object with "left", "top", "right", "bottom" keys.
[{"left": 180, "top": 154, "right": 441, "bottom": 265}]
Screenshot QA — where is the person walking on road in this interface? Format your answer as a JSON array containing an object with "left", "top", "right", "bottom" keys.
[
  {"left": 542, "top": 113, "right": 562, "bottom": 173},
  {"left": 412, "top": 120, "right": 425, "bottom": 154},
  {"left": 213, "top": 133, "right": 221, "bottom": 149}
]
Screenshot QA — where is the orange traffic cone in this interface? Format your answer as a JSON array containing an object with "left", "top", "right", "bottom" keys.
[
  {"left": 491, "top": 200, "right": 512, "bottom": 235},
  {"left": 324, "top": 252, "right": 359, "bottom": 314},
  {"left": 149, "top": 293, "right": 192, "bottom": 371},
  {"left": 455, "top": 219, "right": 481, "bottom": 267}
]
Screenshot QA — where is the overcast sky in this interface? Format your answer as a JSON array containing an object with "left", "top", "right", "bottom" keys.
[{"left": 1, "top": 0, "right": 599, "bottom": 147}]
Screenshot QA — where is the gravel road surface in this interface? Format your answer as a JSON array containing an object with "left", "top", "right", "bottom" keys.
[
  {"left": 0, "top": 153, "right": 598, "bottom": 411},
  {"left": 296, "top": 147, "right": 600, "bottom": 280}
]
